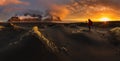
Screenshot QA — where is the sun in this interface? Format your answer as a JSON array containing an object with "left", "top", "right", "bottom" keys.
[{"left": 99, "top": 17, "right": 110, "bottom": 21}]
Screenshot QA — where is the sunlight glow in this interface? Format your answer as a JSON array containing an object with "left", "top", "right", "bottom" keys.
[{"left": 99, "top": 17, "right": 110, "bottom": 21}]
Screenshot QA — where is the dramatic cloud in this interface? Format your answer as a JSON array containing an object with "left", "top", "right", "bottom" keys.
[
  {"left": 0, "top": 0, "right": 120, "bottom": 21},
  {"left": 0, "top": 0, "right": 29, "bottom": 6},
  {"left": 0, "top": 0, "right": 29, "bottom": 21},
  {"left": 45, "top": 4, "right": 69, "bottom": 19},
  {"left": 66, "top": 0, "right": 120, "bottom": 20}
]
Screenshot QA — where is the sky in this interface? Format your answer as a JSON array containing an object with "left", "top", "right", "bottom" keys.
[{"left": 0, "top": 0, "right": 120, "bottom": 22}]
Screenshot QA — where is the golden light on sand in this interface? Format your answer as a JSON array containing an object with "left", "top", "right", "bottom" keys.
[{"left": 99, "top": 17, "right": 110, "bottom": 22}]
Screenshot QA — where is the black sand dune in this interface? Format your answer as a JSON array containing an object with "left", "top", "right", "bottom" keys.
[
  {"left": 0, "top": 22, "right": 120, "bottom": 61},
  {"left": 0, "top": 26, "right": 58, "bottom": 61}
]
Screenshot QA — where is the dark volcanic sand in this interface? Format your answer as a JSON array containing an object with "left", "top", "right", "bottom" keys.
[{"left": 0, "top": 22, "right": 120, "bottom": 61}]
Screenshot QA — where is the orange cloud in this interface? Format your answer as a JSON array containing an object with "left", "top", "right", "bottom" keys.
[
  {"left": 0, "top": 0, "right": 29, "bottom": 6},
  {"left": 49, "top": 4, "right": 70, "bottom": 19},
  {"left": 65, "top": 0, "right": 120, "bottom": 21}
]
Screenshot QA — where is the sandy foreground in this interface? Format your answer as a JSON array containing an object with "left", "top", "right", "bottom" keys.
[{"left": 0, "top": 22, "right": 120, "bottom": 61}]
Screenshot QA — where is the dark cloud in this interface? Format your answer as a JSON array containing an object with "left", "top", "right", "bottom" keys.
[
  {"left": 0, "top": 0, "right": 120, "bottom": 21},
  {"left": 0, "top": 0, "right": 29, "bottom": 21}
]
